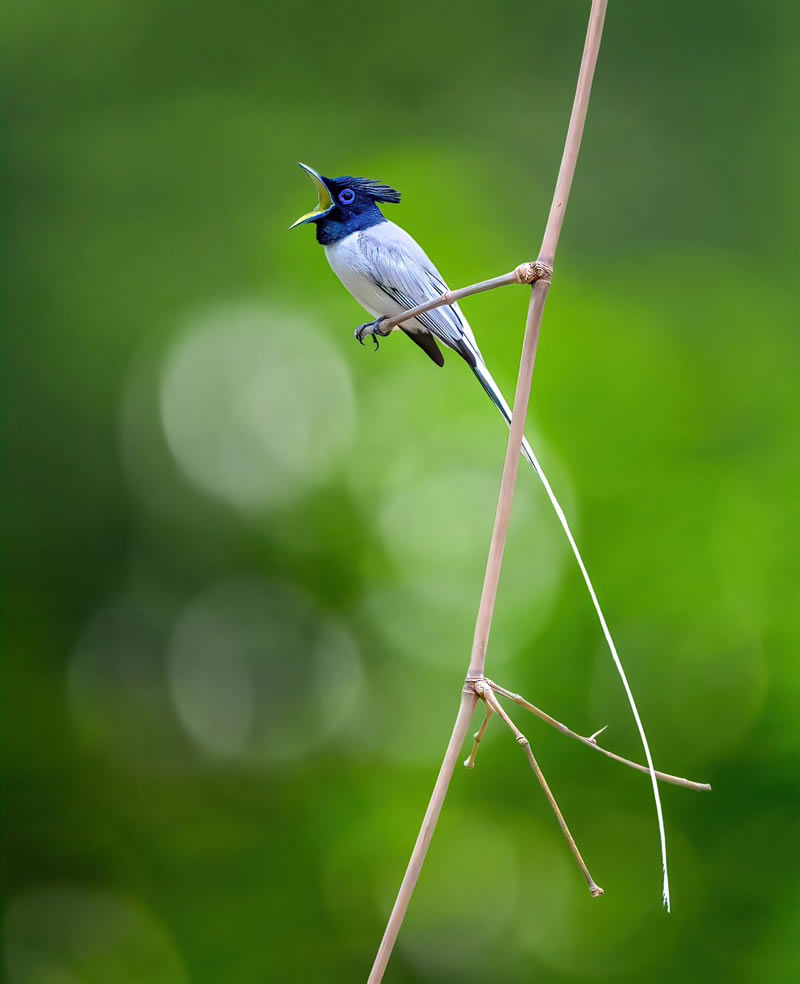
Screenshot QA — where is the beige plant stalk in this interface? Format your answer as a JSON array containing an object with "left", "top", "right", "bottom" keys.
[{"left": 367, "top": 2, "right": 709, "bottom": 980}]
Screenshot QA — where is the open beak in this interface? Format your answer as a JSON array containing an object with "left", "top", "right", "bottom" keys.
[{"left": 289, "top": 163, "right": 335, "bottom": 229}]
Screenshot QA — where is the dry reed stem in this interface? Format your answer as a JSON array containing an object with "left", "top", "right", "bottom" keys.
[{"left": 368, "top": 3, "right": 628, "bottom": 980}]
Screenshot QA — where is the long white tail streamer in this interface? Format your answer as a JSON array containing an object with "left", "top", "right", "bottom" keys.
[{"left": 472, "top": 357, "right": 671, "bottom": 911}]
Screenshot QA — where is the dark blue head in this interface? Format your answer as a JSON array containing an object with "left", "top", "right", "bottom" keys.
[{"left": 289, "top": 163, "right": 402, "bottom": 245}]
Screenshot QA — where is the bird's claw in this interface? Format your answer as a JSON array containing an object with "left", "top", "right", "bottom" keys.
[{"left": 354, "top": 318, "right": 389, "bottom": 350}]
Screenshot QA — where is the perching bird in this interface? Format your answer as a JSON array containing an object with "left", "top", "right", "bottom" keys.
[
  {"left": 290, "top": 163, "right": 534, "bottom": 450},
  {"left": 291, "top": 163, "right": 672, "bottom": 910}
]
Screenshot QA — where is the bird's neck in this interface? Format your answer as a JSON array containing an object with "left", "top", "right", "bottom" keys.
[{"left": 315, "top": 207, "right": 385, "bottom": 246}]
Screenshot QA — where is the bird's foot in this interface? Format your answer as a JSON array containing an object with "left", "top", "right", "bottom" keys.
[{"left": 354, "top": 317, "right": 390, "bottom": 350}]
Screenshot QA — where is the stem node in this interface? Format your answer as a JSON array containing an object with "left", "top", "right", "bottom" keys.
[{"left": 514, "top": 260, "right": 553, "bottom": 284}]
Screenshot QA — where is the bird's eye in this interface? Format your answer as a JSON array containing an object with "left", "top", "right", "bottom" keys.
[{"left": 338, "top": 188, "right": 355, "bottom": 205}]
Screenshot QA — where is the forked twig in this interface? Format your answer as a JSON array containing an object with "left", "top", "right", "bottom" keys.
[
  {"left": 464, "top": 705, "right": 494, "bottom": 770},
  {"left": 476, "top": 681, "right": 603, "bottom": 897},
  {"left": 487, "top": 680, "right": 712, "bottom": 792}
]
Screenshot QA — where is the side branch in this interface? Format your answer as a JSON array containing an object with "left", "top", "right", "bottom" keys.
[
  {"left": 376, "top": 261, "right": 553, "bottom": 335},
  {"left": 464, "top": 705, "right": 493, "bottom": 770},
  {"left": 487, "top": 680, "right": 711, "bottom": 792},
  {"left": 476, "top": 681, "right": 603, "bottom": 898}
]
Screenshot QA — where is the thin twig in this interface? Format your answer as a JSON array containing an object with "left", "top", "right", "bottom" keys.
[
  {"left": 487, "top": 680, "right": 712, "bottom": 792},
  {"left": 477, "top": 682, "right": 603, "bottom": 898},
  {"left": 374, "top": 262, "right": 551, "bottom": 336},
  {"left": 464, "top": 705, "right": 494, "bottom": 770}
]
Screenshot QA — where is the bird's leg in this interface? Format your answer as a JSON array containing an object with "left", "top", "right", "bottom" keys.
[{"left": 354, "top": 317, "right": 390, "bottom": 350}]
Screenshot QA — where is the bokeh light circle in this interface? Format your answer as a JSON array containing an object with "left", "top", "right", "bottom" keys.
[
  {"left": 160, "top": 302, "right": 355, "bottom": 511},
  {"left": 516, "top": 813, "right": 703, "bottom": 977},
  {"left": 363, "top": 465, "right": 569, "bottom": 668},
  {"left": 398, "top": 811, "right": 520, "bottom": 975},
  {"left": 167, "top": 576, "right": 362, "bottom": 762},
  {"left": 3, "top": 886, "right": 187, "bottom": 984},
  {"left": 322, "top": 805, "right": 520, "bottom": 975},
  {"left": 67, "top": 596, "right": 189, "bottom": 770}
]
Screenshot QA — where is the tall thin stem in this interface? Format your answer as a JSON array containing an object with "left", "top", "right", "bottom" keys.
[{"left": 368, "top": 3, "right": 610, "bottom": 979}]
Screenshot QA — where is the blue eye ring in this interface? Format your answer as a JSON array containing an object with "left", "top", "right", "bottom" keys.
[{"left": 338, "top": 188, "right": 355, "bottom": 205}]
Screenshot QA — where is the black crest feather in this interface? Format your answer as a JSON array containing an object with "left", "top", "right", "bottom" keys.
[{"left": 336, "top": 176, "right": 402, "bottom": 204}]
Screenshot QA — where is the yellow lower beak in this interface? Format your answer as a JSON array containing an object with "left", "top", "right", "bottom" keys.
[{"left": 290, "top": 163, "right": 334, "bottom": 229}]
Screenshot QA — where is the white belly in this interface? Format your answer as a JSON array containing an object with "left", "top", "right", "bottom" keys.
[{"left": 324, "top": 232, "right": 420, "bottom": 333}]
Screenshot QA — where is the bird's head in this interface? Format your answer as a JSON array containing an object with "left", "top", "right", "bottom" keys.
[{"left": 290, "top": 163, "right": 401, "bottom": 243}]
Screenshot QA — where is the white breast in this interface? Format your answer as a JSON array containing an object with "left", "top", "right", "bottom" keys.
[{"left": 324, "top": 232, "right": 417, "bottom": 333}]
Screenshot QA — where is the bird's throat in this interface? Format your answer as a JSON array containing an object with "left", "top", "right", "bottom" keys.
[{"left": 315, "top": 208, "right": 386, "bottom": 246}]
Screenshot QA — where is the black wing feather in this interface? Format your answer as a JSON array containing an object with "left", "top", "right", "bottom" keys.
[{"left": 401, "top": 328, "right": 445, "bottom": 366}]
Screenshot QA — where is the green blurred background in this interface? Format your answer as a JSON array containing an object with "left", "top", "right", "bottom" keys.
[{"left": 3, "top": 0, "right": 799, "bottom": 981}]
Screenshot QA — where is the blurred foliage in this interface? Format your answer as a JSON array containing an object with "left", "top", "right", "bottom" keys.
[{"left": 3, "top": 0, "right": 799, "bottom": 981}]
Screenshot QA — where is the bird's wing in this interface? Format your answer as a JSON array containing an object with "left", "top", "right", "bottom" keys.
[{"left": 358, "top": 221, "right": 481, "bottom": 364}]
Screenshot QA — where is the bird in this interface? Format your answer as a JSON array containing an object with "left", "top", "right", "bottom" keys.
[
  {"left": 291, "top": 162, "right": 672, "bottom": 911},
  {"left": 289, "top": 163, "right": 543, "bottom": 454}
]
